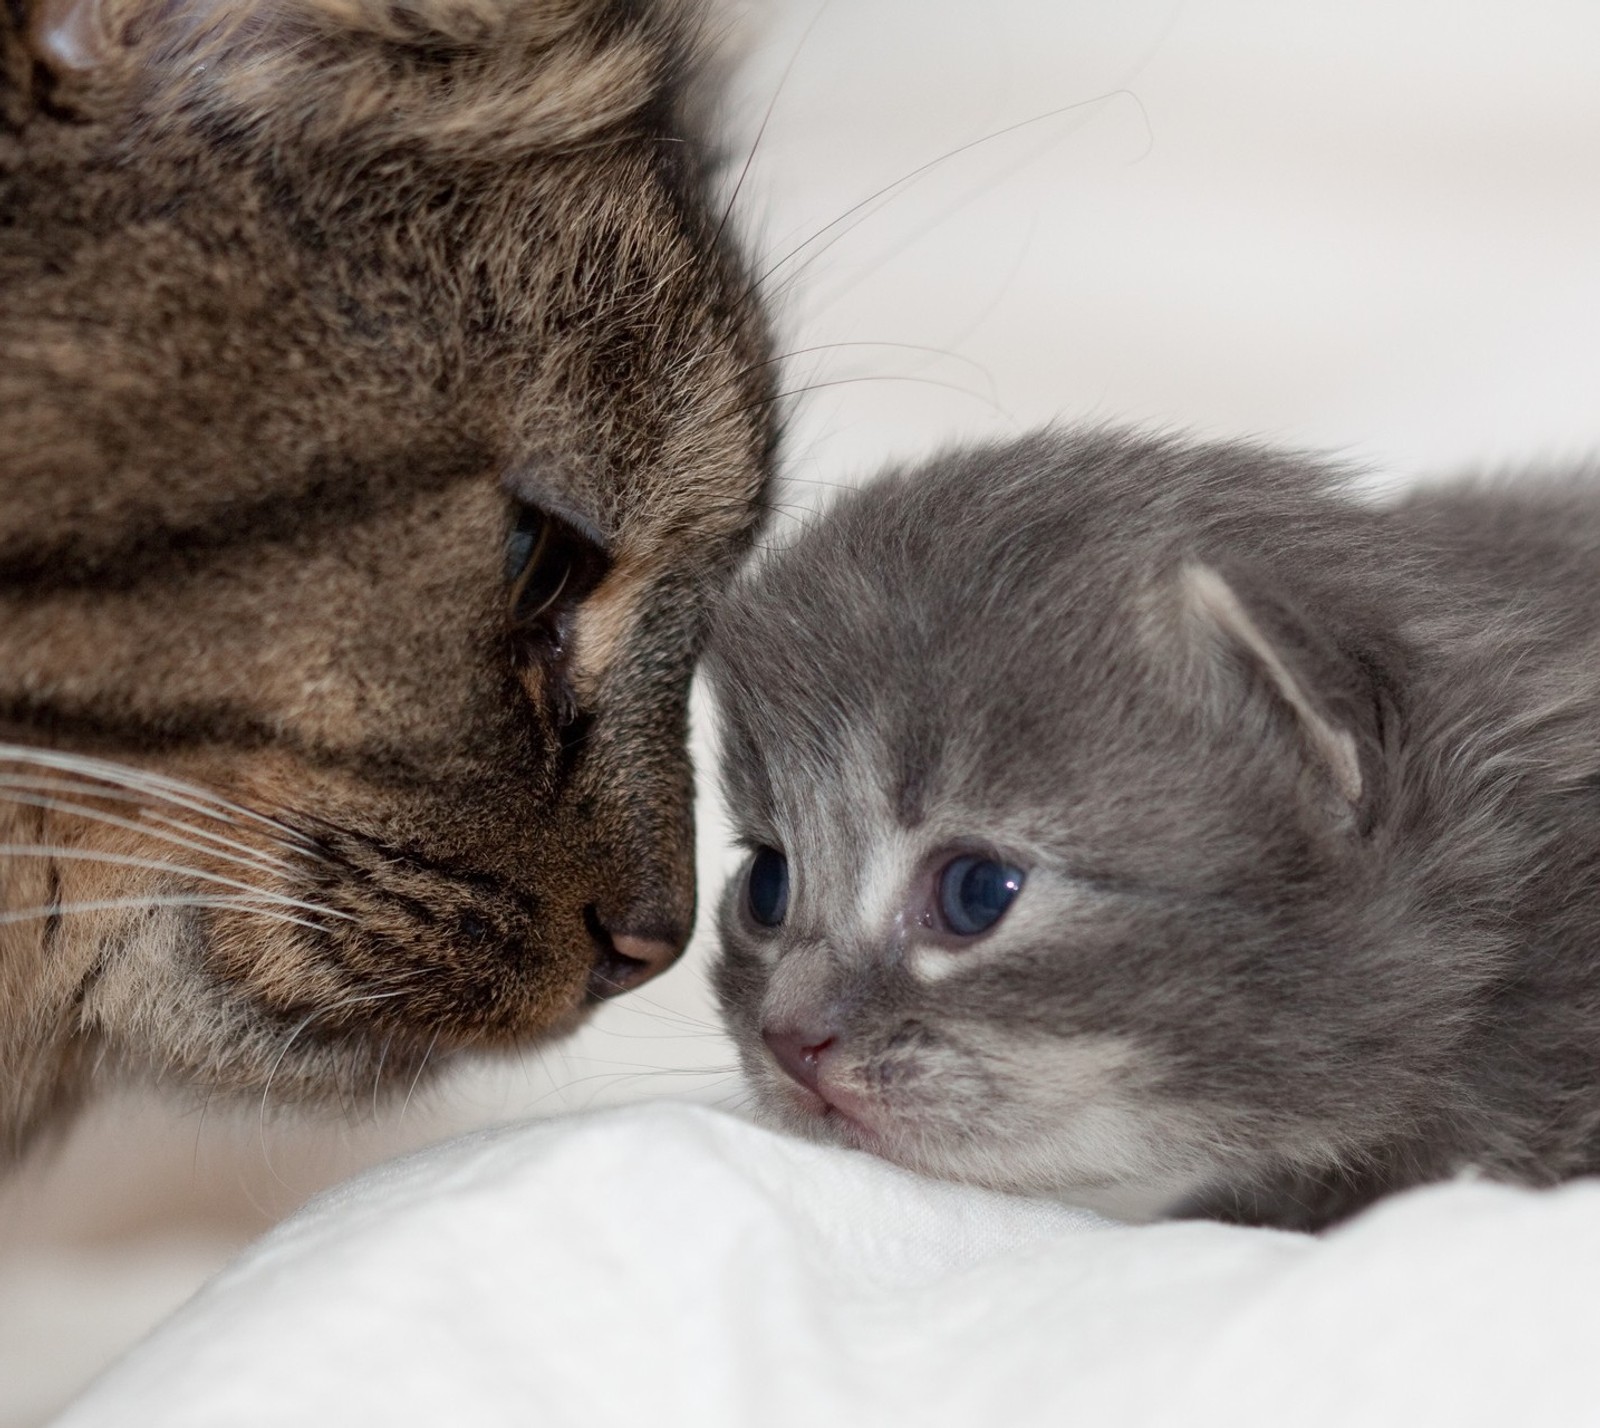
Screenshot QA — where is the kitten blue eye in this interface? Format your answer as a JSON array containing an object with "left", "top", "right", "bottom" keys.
[
  {"left": 936, "top": 855, "right": 1024, "bottom": 936},
  {"left": 746, "top": 846, "right": 789, "bottom": 928}
]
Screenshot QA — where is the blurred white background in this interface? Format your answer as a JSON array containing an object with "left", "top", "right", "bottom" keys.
[{"left": 5, "top": 1, "right": 1600, "bottom": 1421}]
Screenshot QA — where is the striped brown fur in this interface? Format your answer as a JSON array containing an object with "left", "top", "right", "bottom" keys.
[{"left": 0, "top": 0, "right": 774, "bottom": 1160}]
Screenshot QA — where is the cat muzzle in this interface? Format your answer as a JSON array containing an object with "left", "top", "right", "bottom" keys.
[{"left": 585, "top": 919, "right": 686, "bottom": 1001}]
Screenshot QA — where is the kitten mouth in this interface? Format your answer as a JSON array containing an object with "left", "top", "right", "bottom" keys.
[
  {"left": 820, "top": 1103, "right": 879, "bottom": 1151},
  {"left": 784, "top": 1077, "right": 879, "bottom": 1148}
]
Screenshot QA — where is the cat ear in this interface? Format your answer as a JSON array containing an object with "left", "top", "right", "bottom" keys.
[
  {"left": 1178, "top": 562, "right": 1365, "bottom": 810},
  {"left": 27, "top": 0, "right": 116, "bottom": 75},
  {"left": 3, "top": 0, "right": 137, "bottom": 122}
]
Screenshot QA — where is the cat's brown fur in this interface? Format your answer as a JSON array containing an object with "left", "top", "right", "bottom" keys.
[{"left": 0, "top": 0, "right": 775, "bottom": 1160}]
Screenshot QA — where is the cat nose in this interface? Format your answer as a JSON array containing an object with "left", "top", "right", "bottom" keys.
[
  {"left": 762, "top": 1025, "right": 837, "bottom": 1095},
  {"left": 586, "top": 916, "right": 686, "bottom": 1001}
]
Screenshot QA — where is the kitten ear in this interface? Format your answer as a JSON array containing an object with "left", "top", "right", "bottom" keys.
[{"left": 1178, "top": 562, "right": 1365, "bottom": 810}]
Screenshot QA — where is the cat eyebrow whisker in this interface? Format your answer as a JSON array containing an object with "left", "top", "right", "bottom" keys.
[
  {"left": 746, "top": 89, "right": 1147, "bottom": 303},
  {"left": 0, "top": 845, "right": 354, "bottom": 923},
  {"left": 711, "top": 0, "right": 833, "bottom": 251},
  {"left": 716, "top": 371, "right": 1009, "bottom": 423},
  {"left": 0, "top": 744, "right": 319, "bottom": 849},
  {"left": 729, "top": 338, "right": 999, "bottom": 396},
  {"left": 0, "top": 781, "right": 305, "bottom": 880}
]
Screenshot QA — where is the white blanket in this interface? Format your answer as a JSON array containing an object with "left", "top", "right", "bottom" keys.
[{"left": 54, "top": 1102, "right": 1600, "bottom": 1427}]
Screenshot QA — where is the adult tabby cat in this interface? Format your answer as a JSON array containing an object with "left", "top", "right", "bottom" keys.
[{"left": 0, "top": 0, "right": 774, "bottom": 1161}]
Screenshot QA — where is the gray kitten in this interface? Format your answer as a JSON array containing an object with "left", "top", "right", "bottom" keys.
[{"left": 706, "top": 428, "right": 1600, "bottom": 1230}]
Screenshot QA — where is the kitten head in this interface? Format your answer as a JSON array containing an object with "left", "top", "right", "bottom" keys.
[
  {"left": 0, "top": 0, "right": 775, "bottom": 1149},
  {"left": 709, "top": 430, "right": 1480, "bottom": 1222}
]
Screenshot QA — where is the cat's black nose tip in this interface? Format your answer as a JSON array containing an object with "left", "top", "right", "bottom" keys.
[
  {"left": 585, "top": 912, "right": 686, "bottom": 1001},
  {"left": 762, "top": 1025, "right": 836, "bottom": 1095}
]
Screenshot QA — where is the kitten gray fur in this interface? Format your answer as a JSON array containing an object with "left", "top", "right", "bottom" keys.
[{"left": 707, "top": 428, "right": 1600, "bottom": 1230}]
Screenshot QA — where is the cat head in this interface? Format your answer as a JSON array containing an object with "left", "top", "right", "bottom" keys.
[
  {"left": 0, "top": 0, "right": 775, "bottom": 1149},
  {"left": 708, "top": 430, "right": 1485, "bottom": 1222}
]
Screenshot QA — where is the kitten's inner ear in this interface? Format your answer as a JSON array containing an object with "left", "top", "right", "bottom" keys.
[{"left": 1180, "top": 563, "right": 1364, "bottom": 808}]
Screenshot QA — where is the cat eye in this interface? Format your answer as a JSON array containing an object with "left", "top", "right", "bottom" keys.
[
  {"left": 935, "top": 855, "right": 1025, "bottom": 937},
  {"left": 504, "top": 504, "right": 610, "bottom": 651},
  {"left": 746, "top": 846, "right": 789, "bottom": 928}
]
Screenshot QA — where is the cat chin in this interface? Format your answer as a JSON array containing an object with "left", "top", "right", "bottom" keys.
[{"left": 74, "top": 903, "right": 596, "bottom": 1110}]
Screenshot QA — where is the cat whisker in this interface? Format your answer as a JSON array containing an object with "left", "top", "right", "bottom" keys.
[
  {"left": 21, "top": 766, "right": 328, "bottom": 861},
  {"left": 0, "top": 844, "right": 353, "bottom": 923},
  {"left": 371, "top": 1029, "right": 396, "bottom": 1122},
  {"left": 583, "top": 978, "right": 723, "bottom": 1032},
  {"left": 587, "top": 1026, "right": 730, "bottom": 1042},
  {"left": 0, "top": 744, "right": 317, "bottom": 849},
  {"left": 529, "top": 1066, "right": 660, "bottom": 1112},
  {"left": 0, "top": 782, "right": 304, "bottom": 880},
  {"left": 137, "top": 804, "right": 324, "bottom": 869},
  {"left": 191, "top": 1083, "right": 217, "bottom": 1183},
  {"left": 0, "top": 894, "right": 335, "bottom": 935},
  {"left": 558, "top": 1053, "right": 741, "bottom": 1075},
  {"left": 596, "top": 992, "right": 722, "bottom": 1033},
  {"left": 531, "top": 1061, "right": 741, "bottom": 1115},
  {"left": 398, "top": 1027, "right": 444, "bottom": 1128},
  {"left": 590, "top": 999, "right": 724, "bottom": 1032},
  {"left": 257, "top": 987, "right": 414, "bottom": 1182}
]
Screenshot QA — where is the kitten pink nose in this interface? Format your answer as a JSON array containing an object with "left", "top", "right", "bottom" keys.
[
  {"left": 587, "top": 925, "right": 685, "bottom": 1001},
  {"left": 762, "top": 1026, "right": 836, "bottom": 1095}
]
